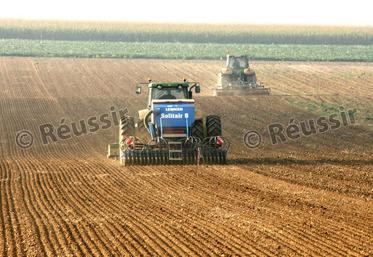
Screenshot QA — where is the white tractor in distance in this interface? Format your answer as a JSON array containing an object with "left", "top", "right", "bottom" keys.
[{"left": 215, "top": 55, "right": 271, "bottom": 96}]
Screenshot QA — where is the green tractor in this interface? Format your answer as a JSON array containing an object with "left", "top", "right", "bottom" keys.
[
  {"left": 215, "top": 55, "right": 271, "bottom": 96},
  {"left": 107, "top": 80, "right": 230, "bottom": 165}
]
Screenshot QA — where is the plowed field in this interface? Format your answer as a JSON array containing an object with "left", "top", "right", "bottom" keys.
[{"left": 0, "top": 58, "right": 372, "bottom": 256}]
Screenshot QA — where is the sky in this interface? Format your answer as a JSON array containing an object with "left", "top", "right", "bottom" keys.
[{"left": 1, "top": 0, "right": 372, "bottom": 26}]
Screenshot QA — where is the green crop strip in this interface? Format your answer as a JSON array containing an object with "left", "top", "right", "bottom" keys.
[{"left": 1, "top": 39, "right": 372, "bottom": 61}]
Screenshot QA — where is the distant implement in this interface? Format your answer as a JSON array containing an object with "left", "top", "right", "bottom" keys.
[{"left": 214, "top": 55, "right": 270, "bottom": 96}]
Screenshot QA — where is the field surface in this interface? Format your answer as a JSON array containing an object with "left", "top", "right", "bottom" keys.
[{"left": 0, "top": 57, "right": 372, "bottom": 256}]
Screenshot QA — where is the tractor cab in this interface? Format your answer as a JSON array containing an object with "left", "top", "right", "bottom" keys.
[
  {"left": 226, "top": 55, "right": 249, "bottom": 70},
  {"left": 136, "top": 81, "right": 201, "bottom": 108}
]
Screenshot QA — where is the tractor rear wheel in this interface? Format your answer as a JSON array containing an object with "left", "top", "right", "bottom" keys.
[
  {"left": 119, "top": 115, "right": 135, "bottom": 165},
  {"left": 206, "top": 115, "right": 222, "bottom": 137},
  {"left": 119, "top": 116, "right": 135, "bottom": 142},
  {"left": 217, "top": 73, "right": 231, "bottom": 88},
  {"left": 192, "top": 119, "right": 204, "bottom": 140}
]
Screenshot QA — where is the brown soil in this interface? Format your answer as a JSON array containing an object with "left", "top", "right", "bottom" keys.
[{"left": 0, "top": 57, "right": 372, "bottom": 256}]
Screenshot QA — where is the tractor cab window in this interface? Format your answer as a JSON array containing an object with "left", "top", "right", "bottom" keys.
[
  {"left": 152, "top": 87, "right": 188, "bottom": 100},
  {"left": 228, "top": 58, "right": 248, "bottom": 69}
]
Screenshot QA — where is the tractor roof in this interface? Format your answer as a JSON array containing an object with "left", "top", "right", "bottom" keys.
[
  {"left": 148, "top": 82, "right": 190, "bottom": 88},
  {"left": 228, "top": 55, "right": 248, "bottom": 58}
]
